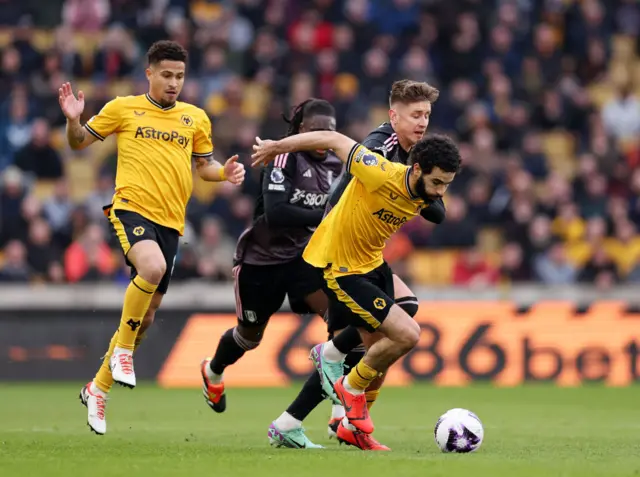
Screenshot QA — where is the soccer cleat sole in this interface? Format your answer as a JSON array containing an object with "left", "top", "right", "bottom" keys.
[
  {"left": 114, "top": 379, "right": 135, "bottom": 389},
  {"left": 86, "top": 422, "right": 105, "bottom": 435},
  {"left": 210, "top": 394, "right": 226, "bottom": 413}
]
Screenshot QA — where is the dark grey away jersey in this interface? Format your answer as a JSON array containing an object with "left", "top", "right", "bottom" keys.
[{"left": 235, "top": 151, "right": 343, "bottom": 265}]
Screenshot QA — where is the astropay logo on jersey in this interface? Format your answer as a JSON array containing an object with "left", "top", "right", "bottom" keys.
[
  {"left": 290, "top": 189, "right": 329, "bottom": 207},
  {"left": 135, "top": 126, "right": 191, "bottom": 148},
  {"left": 372, "top": 208, "right": 408, "bottom": 226}
]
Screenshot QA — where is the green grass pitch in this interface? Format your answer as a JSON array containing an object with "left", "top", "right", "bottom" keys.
[{"left": 1, "top": 383, "right": 640, "bottom": 476}]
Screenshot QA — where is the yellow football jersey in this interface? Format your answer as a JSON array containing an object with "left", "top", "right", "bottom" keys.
[
  {"left": 85, "top": 93, "right": 213, "bottom": 234},
  {"left": 303, "top": 143, "right": 426, "bottom": 276}
]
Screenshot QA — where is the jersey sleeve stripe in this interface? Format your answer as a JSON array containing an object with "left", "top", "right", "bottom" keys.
[
  {"left": 192, "top": 151, "right": 214, "bottom": 157},
  {"left": 346, "top": 143, "right": 361, "bottom": 173},
  {"left": 275, "top": 153, "right": 288, "bottom": 168},
  {"left": 383, "top": 133, "right": 397, "bottom": 146},
  {"left": 84, "top": 124, "right": 105, "bottom": 141}
]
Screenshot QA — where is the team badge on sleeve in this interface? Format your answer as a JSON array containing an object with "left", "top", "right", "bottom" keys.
[
  {"left": 362, "top": 154, "right": 379, "bottom": 166},
  {"left": 270, "top": 168, "right": 285, "bottom": 184}
]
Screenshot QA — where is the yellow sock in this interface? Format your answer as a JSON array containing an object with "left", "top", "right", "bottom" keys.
[
  {"left": 346, "top": 360, "right": 380, "bottom": 392},
  {"left": 95, "top": 331, "right": 118, "bottom": 393},
  {"left": 115, "top": 276, "right": 157, "bottom": 350},
  {"left": 365, "top": 389, "right": 380, "bottom": 410},
  {"left": 94, "top": 329, "right": 148, "bottom": 393}
]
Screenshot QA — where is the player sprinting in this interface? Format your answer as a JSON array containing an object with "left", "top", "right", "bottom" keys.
[
  {"left": 59, "top": 40, "right": 245, "bottom": 435},
  {"left": 199, "top": 99, "right": 342, "bottom": 448},
  {"left": 270, "top": 80, "right": 444, "bottom": 450},
  {"left": 252, "top": 130, "right": 460, "bottom": 448}
]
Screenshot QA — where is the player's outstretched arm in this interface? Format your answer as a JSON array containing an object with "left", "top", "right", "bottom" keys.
[
  {"left": 251, "top": 131, "right": 356, "bottom": 167},
  {"left": 59, "top": 82, "right": 98, "bottom": 150},
  {"left": 194, "top": 154, "right": 245, "bottom": 185}
]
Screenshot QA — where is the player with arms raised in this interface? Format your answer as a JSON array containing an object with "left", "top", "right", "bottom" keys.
[
  {"left": 252, "top": 130, "right": 460, "bottom": 448},
  {"left": 59, "top": 40, "right": 245, "bottom": 435},
  {"left": 270, "top": 80, "right": 445, "bottom": 450}
]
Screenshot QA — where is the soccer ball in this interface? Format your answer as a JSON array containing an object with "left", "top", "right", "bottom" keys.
[{"left": 434, "top": 408, "right": 484, "bottom": 453}]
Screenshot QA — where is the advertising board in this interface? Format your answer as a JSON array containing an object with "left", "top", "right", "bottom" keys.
[{"left": 158, "top": 302, "right": 640, "bottom": 387}]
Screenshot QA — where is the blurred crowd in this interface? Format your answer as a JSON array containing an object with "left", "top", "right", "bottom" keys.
[{"left": 1, "top": 0, "right": 640, "bottom": 289}]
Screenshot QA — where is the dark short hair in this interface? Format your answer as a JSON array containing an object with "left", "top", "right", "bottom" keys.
[
  {"left": 389, "top": 79, "right": 439, "bottom": 106},
  {"left": 147, "top": 40, "right": 188, "bottom": 65},
  {"left": 410, "top": 134, "right": 461, "bottom": 174}
]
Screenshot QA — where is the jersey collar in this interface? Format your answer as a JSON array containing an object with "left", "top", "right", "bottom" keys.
[
  {"left": 405, "top": 168, "right": 419, "bottom": 200},
  {"left": 145, "top": 93, "right": 176, "bottom": 111}
]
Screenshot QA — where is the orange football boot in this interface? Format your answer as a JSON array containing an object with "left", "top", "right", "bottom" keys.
[
  {"left": 200, "top": 359, "right": 226, "bottom": 413},
  {"left": 333, "top": 376, "right": 374, "bottom": 434},
  {"left": 337, "top": 422, "right": 390, "bottom": 451}
]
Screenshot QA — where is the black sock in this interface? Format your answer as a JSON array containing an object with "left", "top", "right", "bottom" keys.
[
  {"left": 210, "top": 327, "right": 249, "bottom": 375},
  {"left": 286, "top": 371, "right": 326, "bottom": 421},
  {"left": 332, "top": 326, "right": 362, "bottom": 354},
  {"left": 344, "top": 347, "right": 365, "bottom": 374}
]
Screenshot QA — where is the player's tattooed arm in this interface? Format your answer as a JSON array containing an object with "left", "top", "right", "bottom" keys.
[
  {"left": 65, "top": 119, "right": 99, "bottom": 150},
  {"left": 194, "top": 153, "right": 245, "bottom": 184},
  {"left": 194, "top": 154, "right": 223, "bottom": 180},
  {"left": 67, "top": 119, "right": 86, "bottom": 148},
  {"left": 194, "top": 154, "right": 217, "bottom": 169},
  {"left": 59, "top": 82, "right": 98, "bottom": 150}
]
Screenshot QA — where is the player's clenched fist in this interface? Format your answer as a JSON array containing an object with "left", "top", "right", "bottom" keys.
[
  {"left": 223, "top": 155, "right": 246, "bottom": 185},
  {"left": 58, "top": 82, "right": 85, "bottom": 121}
]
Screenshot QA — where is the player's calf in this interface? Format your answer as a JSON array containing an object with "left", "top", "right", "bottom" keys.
[
  {"left": 203, "top": 325, "right": 261, "bottom": 412},
  {"left": 111, "top": 242, "right": 166, "bottom": 389},
  {"left": 335, "top": 307, "right": 419, "bottom": 434}
]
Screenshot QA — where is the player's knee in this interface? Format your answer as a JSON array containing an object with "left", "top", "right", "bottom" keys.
[
  {"left": 406, "top": 319, "right": 421, "bottom": 347},
  {"left": 396, "top": 318, "right": 420, "bottom": 352},
  {"left": 137, "top": 260, "right": 166, "bottom": 284},
  {"left": 235, "top": 324, "right": 264, "bottom": 349},
  {"left": 396, "top": 296, "right": 419, "bottom": 318},
  {"left": 129, "top": 241, "right": 166, "bottom": 284}
]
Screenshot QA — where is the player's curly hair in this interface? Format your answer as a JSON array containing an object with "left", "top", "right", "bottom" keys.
[
  {"left": 283, "top": 99, "right": 335, "bottom": 137},
  {"left": 410, "top": 134, "right": 461, "bottom": 174},
  {"left": 147, "top": 40, "right": 188, "bottom": 65}
]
